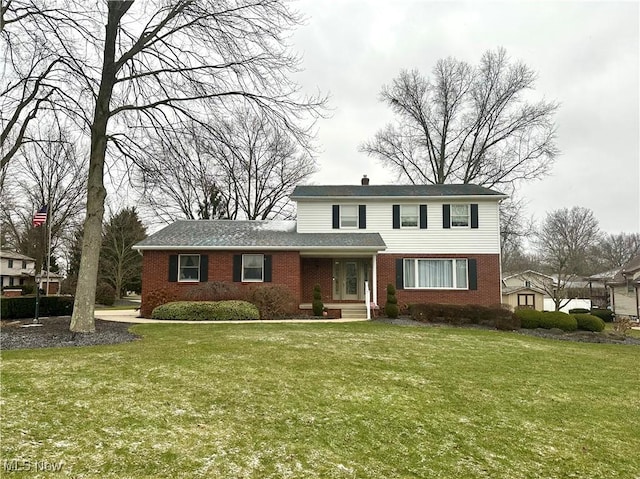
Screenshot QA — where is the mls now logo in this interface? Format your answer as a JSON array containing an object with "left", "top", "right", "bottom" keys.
[{"left": 3, "top": 459, "right": 64, "bottom": 472}]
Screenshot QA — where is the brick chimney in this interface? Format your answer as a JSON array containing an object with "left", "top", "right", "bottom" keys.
[{"left": 361, "top": 175, "right": 370, "bottom": 185}]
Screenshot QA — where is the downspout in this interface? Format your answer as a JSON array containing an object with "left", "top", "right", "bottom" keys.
[{"left": 497, "top": 199, "right": 504, "bottom": 305}]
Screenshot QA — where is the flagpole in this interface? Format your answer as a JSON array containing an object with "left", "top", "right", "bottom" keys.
[{"left": 45, "top": 208, "right": 52, "bottom": 296}]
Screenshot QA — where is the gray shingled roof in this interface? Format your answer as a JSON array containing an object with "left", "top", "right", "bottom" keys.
[
  {"left": 290, "top": 183, "right": 507, "bottom": 199},
  {"left": 133, "top": 220, "right": 386, "bottom": 251}
]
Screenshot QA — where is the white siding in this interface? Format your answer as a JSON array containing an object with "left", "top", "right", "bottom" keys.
[{"left": 296, "top": 199, "right": 501, "bottom": 254}]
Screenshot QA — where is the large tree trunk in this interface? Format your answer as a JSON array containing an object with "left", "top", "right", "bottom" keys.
[{"left": 70, "top": 2, "right": 132, "bottom": 333}]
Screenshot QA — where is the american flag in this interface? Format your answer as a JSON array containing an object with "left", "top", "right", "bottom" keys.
[{"left": 33, "top": 205, "right": 48, "bottom": 227}]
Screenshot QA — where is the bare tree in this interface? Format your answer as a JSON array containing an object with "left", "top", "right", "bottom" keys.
[
  {"left": 0, "top": 124, "right": 85, "bottom": 273},
  {"left": 595, "top": 233, "right": 640, "bottom": 270},
  {"left": 2, "top": 1, "right": 325, "bottom": 332},
  {"left": 138, "top": 120, "right": 228, "bottom": 223},
  {"left": 536, "top": 206, "right": 601, "bottom": 310},
  {"left": 360, "top": 48, "right": 559, "bottom": 192},
  {"left": 210, "top": 105, "right": 317, "bottom": 220}
]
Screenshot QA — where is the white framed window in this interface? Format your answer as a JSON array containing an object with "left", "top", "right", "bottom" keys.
[
  {"left": 403, "top": 258, "right": 468, "bottom": 289},
  {"left": 401, "top": 205, "right": 419, "bottom": 228},
  {"left": 340, "top": 205, "right": 358, "bottom": 228},
  {"left": 242, "top": 254, "right": 264, "bottom": 282},
  {"left": 179, "top": 254, "right": 200, "bottom": 282},
  {"left": 450, "top": 204, "right": 470, "bottom": 227}
]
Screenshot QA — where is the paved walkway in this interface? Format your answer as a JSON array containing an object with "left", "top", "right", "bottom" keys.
[{"left": 94, "top": 309, "right": 369, "bottom": 324}]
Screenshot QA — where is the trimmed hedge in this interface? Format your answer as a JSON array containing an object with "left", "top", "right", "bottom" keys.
[
  {"left": 516, "top": 309, "right": 578, "bottom": 331},
  {"left": 1, "top": 296, "right": 75, "bottom": 319},
  {"left": 573, "top": 313, "right": 606, "bottom": 332},
  {"left": 409, "top": 303, "right": 519, "bottom": 330},
  {"left": 591, "top": 308, "right": 615, "bottom": 323},
  {"left": 151, "top": 300, "right": 260, "bottom": 321}
]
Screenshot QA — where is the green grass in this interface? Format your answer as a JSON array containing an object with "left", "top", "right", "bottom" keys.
[{"left": 2, "top": 322, "right": 639, "bottom": 478}]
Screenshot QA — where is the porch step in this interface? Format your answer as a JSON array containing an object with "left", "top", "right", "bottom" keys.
[{"left": 340, "top": 307, "right": 368, "bottom": 320}]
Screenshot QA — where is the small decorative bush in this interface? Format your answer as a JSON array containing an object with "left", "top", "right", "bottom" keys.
[
  {"left": 539, "top": 311, "right": 577, "bottom": 332},
  {"left": 141, "top": 287, "right": 178, "bottom": 318},
  {"left": 152, "top": 300, "right": 260, "bottom": 320},
  {"left": 312, "top": 284, "right": 324, "bottom": 316},
  {"left": 573, "top": 313, "right": 605, "bottom": 332},
  {"left": 515, "top": 309, "right": 543, "bottom": 329},
  {"left": 184, "top": 281, "right": 241, "bottom": 301},
  {"left": 384, "top": 283, "right": 399, "bottom": 319},
  {"left": 95, "top": 282, "right": 116, "bottom": 306},
  {"left": 613, "top": 316, "right": 633, "bottom": 336},
  {"left": 569, "top": 308, "right": 590, "bottom": 314},
  {"left": 591, "top": 308, "right": 615, "bottom": 323},
  {"left": 247, "top": 284, "right": 297, "bottom": 319}
]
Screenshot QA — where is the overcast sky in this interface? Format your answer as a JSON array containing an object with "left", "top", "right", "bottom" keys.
[{"left": 291, "top": 0, "right": 639, "bottom": 235}]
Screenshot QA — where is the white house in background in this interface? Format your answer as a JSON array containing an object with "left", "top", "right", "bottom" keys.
[
  {"left": 502, "top": 270, "right": 554, "bottom": 311},
  {"left": 607, "top": 255, "right": 640, "bottom": 320},
  {"left": 0, "top": 251, "right": 36, "bottom": 289}
]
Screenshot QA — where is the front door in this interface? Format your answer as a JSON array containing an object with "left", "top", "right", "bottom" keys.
[{"left": 333, "top": 259, "right": 370, "bottom": 301}]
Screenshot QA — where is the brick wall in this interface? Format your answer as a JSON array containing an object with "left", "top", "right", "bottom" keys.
[
  {"left": 375, "top": 253, "right": 502, "bottom": 308},
  {"left": 140, "top": 250, "right": 301, "bottom": 316},
  {"left": 300, "top": 257, "right": 334, "bottom": 303}
]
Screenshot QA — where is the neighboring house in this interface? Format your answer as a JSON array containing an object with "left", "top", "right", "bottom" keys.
[
  {"left": 133, "top": 178, "right": 507, "bottom": 317},
  {"left": 501, "top": 270, "right": 554, "bottom": 311},
  {"left": 0, "top": 251, "right": 36, "bottom": 291},
  {"left": 607, "top": 255, "right": 640, "bottom": 320}
]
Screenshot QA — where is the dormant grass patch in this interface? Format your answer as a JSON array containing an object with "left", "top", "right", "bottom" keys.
[{"left": 2, "top": 322, "right": 639, "bottom": 478}]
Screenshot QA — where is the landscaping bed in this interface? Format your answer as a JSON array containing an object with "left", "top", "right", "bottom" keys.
[{"left": 0, "top": 316, "right": 139, "bottom": 350}]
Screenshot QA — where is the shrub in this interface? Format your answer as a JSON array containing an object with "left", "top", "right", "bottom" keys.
[
  {"left": 384, "top": 283, "right": 399, "bottom": 319},
  {"left": 612, "top": 316, "right": 633, "bottom": 336},
  {"left": 515, "top": 309, "right": 543, "bottom": 329},
  {"left": 141, "top": 287, "right": 178, "bottom": 318},
  {"left": 569, "top": 308, "right": 590, "bottom": 314},
  {"left": 312, "top": 284, "right": 324, "bottom": 316},
  {"left": 184, "top": 281, "right": 242, "bottom": 301},
  {"left": 0, "top": 296, "right": 74, "bottom": 319},
  {"left": 539, "top": 311, "right": 577, "bottom": 332},
  {"left": 247, "top": 284, "right": 297, "bottom": 319},
  {"left": 95, "top": 282, "right": 116, "bottom": 306},
  {"left": 408, "top": 303, "right": 517, "bottom": 329},
  {"left": 591, "top": 308, "right": 615, "bottom": 323},
  {"left": 573, "top": 313, "right": 605, "bottom": 332},
  {"left": 151, "top": 300, "right": 259, "bottom": 321}
]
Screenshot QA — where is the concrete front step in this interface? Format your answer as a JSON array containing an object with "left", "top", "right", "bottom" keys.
[{"left": 299, "top": 303, "right": 370, "bottom": 319}]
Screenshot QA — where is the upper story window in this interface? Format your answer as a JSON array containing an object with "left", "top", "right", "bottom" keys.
[
  {"left": 451, "top": 204, "right": 470, "bottom": 227},
  {"left": 340, "top": 205, "right": 358, "bottom": 228},
  {"left": 8, "top": 259, "right": 14, "bottom": 268},
  {"left": 443, "top": 203, "right": 478, "bottom": 229},
  {"left": 333, "top": 204, "right": 366, "bottom": 229},
  {"left": 242, "top": 254, "right": 264, "bottom": 282},
  {"left": 401, "top": 205, "right": 419, "bottom": 228},
  {"left": 22, "top": 260, "right": 27, "bottom": 269},
  {"left": 179, "top": 254, "right": 200, "bottom": 282}
]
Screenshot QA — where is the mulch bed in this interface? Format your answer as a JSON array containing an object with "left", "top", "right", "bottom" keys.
[
  {"left": 2, "top": 316, "right": 638, "bottom": 351},
  {"left": 1, "top": 317, "right": 140, "bottom": 351}
]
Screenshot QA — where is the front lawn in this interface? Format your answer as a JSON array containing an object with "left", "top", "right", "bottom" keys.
[{"left": 1, "top": 322, "right": 639, "bottom": 478}]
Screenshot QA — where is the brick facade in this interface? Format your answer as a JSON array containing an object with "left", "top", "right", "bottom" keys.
[
  {"left": 375, "top": 253, "right": 502, "bottom": 309},
  {"left": 140, "top": 250, "right": 302, "bottom": 316},
  {"left": 141, "top": 250, "right": 501, "bottom": 316}
]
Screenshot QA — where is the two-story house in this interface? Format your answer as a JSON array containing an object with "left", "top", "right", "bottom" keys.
[
  {"left": 0, "top": 251, "right": 36, "bottom": 291},
  {"left": 133, "top": 177, "right": 507, "bottom": 318}
]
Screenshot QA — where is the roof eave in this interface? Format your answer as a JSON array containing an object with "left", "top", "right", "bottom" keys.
[
  {"left": 291, "top": 194, "right": 508, "bottom": 201},
  {"left": 133, "top": 245, "right": 387, "bottom": 252}
]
